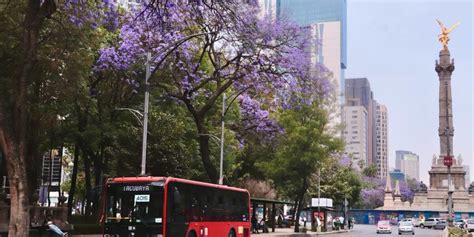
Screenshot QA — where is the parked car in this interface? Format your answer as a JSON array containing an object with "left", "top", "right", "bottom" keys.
[
  {"left": 433, "top": 220, "right": 447, "bottom": 230},
  {"left": 398, "top": 221, "right": 415, "bottom": 235},
  {"left": 466, "top": 219, "right": 474, "bottom": 232},
  {"left": 420, "top": 217, "right": 440, "bottom": 228},
  {"left": 376, "top": 220, "right": 392, "bottom": 234}
]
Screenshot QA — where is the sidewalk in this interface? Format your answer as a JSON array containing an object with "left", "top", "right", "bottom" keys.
[
  {"left": 254, "top": 228, "right": 351, "bottom": 237},
  {"left": 68, "top": 228, "right": 351, "bottom": 237}
]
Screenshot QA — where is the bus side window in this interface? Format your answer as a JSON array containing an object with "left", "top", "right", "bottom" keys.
[
  {"left": 170, "top": 184, "right": 185, "bottom": 223},
  {"left": 186, "top": 187, "right": 200, "bottom": 221},
  {"left": 197, "top": 188, "right": 210, "bottom": 221}
]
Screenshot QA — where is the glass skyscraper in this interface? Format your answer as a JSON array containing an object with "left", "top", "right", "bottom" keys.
[{"left": 259, "top": 0, "right": 347, "bottom": 106}]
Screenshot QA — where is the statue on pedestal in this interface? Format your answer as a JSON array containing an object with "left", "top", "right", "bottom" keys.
[
  {"left": 417, "top": 181, "right": 428, "bottom": 194},
  {"left": 436, "top": 19, "right": 460, "bottom": 50}
]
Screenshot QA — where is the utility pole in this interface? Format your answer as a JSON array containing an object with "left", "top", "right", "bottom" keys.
[
  {"left": 218, "top": 93, "right": 226, "bottom": 185},
  {"left": 318, "top": 168, "right": 321, "bottom": 232},
  {"left": 140, "top": 52, "right": 151, "bottom": 176}
]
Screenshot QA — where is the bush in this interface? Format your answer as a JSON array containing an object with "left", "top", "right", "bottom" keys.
[
  {"left": 70, "top": 224, "right": 101, "bottom": 234},
  {"left": 69, "top": 215, "right": 101, "bottom": 234}
]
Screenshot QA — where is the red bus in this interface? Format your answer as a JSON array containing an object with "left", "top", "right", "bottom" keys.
[{"left": 102, "top": 176, "right": 251, "bottom": 237}]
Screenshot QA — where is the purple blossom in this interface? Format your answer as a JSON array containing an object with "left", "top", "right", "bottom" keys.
[
  {"left": 238, "top": 94, "right": 281, "bottom": 138},
  {"left": 338, "top": 155, "right": 352, "bottom": 167},
  {"left": 360, "top": 188, "right": 384, "bottom": 209},
  {"left": 93, "top": 1, "right": 335, "bottom": 138}
]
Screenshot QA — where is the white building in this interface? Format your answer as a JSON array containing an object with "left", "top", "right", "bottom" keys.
[
  {"left": 375, "top": 103, "right": 388, "bottom": 179},
  {"left": 343, "top": 106, "right": 368, "bottom": 167},
  {"left": 401, "top": 153, "right": 419, "bottom": 181},
  {"left": 395, "top": 150, "right": 420, "bottom": 181}
]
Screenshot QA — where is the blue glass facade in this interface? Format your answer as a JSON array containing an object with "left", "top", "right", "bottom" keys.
[
  {"left": 276, "top": 0, "right": 347, "bottom": 69},
  {"left": 390, "top": 170, "right": 406, "bottom": 184}
]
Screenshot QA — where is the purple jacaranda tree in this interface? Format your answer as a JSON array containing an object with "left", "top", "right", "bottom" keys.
[
  {"left": 359, "top": 176, "right": 385, "bottom": 209},
  {"left": 361, "top": 188, "right": 385, "bottom": 209},
  {"left": 359, "top": 176, "right": 415, "bottom": 208},
  {"left": 95, "top": 0, "right": 326, "bottom": 182},
  {"left": 399, "top": 181, "right": 415, "bottom": 203}
]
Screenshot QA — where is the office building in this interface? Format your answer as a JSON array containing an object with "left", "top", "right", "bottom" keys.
[
  {"left": 345, "top": 78, "right": 376, "bottom": 165},
  {"left": 389, "top": 169, "right": 406, "bottom": 185},
  {"left": 375, "top": 103, "right": 388, "bottom": 178},
  {"left": 395, "top": 150, "right": 420, "bottom": 181},
  {"left": 112, "top": 0, "right": 144, "bottom": 10},
  {"left": 259, "top": 0, "right": 347, "bottom": 122},
  {"left": 343, "top": 106, "right": 368, "bottom": 167}
]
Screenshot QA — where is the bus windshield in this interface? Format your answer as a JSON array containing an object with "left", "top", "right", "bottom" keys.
[{"left": 106, "top": 182, "right": 164, "bottom": 224}]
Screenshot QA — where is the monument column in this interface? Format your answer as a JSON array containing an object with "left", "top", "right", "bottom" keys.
[
  {"left": 435, "top": 49, "right": 455, "bottom": 160},
  {"left": 429, "top": 20, "right": 465, "bottom": 191}
]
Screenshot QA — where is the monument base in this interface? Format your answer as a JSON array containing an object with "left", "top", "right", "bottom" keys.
[{"left": 429, "top": 157, "right": 466, "bottom": 191}]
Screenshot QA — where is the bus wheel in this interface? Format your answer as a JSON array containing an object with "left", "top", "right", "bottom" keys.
[
  {"left": 228, "top": 229, "right": 236, "bottom": 237},
  {"left": 187, "top": 230, "right": 197, "bottom": 237}
]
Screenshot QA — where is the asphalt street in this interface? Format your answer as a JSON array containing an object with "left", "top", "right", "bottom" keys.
[{"left": 336, "top": 224, "right": 445, "bottom": 237}]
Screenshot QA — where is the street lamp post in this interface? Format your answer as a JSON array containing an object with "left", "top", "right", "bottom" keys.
[
  {"left": 219, "top": 93, "right": 226, "bottom": 185},
  {"left": 140, "top": 52, "right": 151, "bottom": 176}
]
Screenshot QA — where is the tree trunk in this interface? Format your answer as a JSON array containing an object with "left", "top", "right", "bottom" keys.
[
  {"left": 83, "top": 152, "right": 93, "bottom": 216},
  {"left": 0, "top": 139, "right": 30, "bottom": 237},
  {"left": 67, "top": 144, "right": 80, "bottom": 220},
  {"left": 292, "top": 199, "right": 300, "bottom": 232},
  {"left": 293, "top": 178, "right": 308, "bottom": 233},
  {"left": 0, "top": 1, "right": 56, "bottom": 236},
  {"left": 91, "top": 149, "right": 103, "bottom": 219},
  {"left": 195, "top": 119, "right": 219, "bottom": 183}
]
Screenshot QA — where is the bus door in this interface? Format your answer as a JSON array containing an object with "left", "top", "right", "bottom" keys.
[{"left": 167, "top": 183, "right": 189, "bottom": 237}]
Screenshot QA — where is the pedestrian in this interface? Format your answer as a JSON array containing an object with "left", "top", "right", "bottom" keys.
[
  {"left": 251, "top": 215, "right": 259, "bottom": 234},
  {"left": 44, "top": 216, "right": 68, "bottom": 237},
  {"left": 348, "top": 217, "right": 352, "bottom": 229}
]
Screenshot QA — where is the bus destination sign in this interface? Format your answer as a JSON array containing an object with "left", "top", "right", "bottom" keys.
[{"left": 123, "top": 185, "right": 150, "bottom": 192}]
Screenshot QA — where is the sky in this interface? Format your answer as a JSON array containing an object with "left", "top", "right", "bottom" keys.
[{"left": 345, "top": 0, "right": 473, "bottom": 183}]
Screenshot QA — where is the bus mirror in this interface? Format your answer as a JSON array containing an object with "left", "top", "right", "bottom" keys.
[{"left": 173, "top": 187, "right": 181, "bottom": 205}]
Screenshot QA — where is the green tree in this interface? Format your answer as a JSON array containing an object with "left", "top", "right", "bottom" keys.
[
  {"left": 362, "top": 164, "right": 378, "bottom": 178},
  {"left": 0, "top": 1, "right": 61, "bottom": 235},
  {"left": 316, "top": 159, "right": 362, "bottom": 208},
  {"left": 261, "top": 101, "right": 343, "bottom": 232}
]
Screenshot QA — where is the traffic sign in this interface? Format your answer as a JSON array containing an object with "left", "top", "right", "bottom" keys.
[{"left": 444, "top": 156, "right": 453, "bottom": 167}]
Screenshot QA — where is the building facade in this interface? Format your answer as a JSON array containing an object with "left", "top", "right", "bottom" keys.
[
  {"left": 259, "top": 0, "right": 347, "bottom": 123},
  {"left": 111, "top": 0, "right": 144, "bottom": 10},
  {"left": 375, "top": 103, "right": 388, "bottom": 178},
  {"left": 389, "top": 169, "right": 406, "bottom": 184},
  {"left": 343, "top": 106, "right": 368, "bottom": 167},
  {"left": 395, "top": 150, "right": 420, "bottom": 181},
  {"left": 345, "top": 78, "right": 376, "bottom": 165}
]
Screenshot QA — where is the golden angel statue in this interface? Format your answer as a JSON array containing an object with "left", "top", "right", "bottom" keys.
[{"left": 436, "top": 19, "right": 460, "bottom": 49}]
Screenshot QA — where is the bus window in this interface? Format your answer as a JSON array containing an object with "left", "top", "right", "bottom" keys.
[{"left": 105, "top": 183, "right": 163, "bottom": 224}]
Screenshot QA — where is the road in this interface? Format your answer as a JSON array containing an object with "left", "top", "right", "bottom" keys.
[{"left": 337, "top": 224, "right": 444, "bottom": 237}]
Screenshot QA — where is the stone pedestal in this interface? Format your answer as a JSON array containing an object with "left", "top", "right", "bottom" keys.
[{"left": 429, "top": 161, "right": 466, "bottom": 191}]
